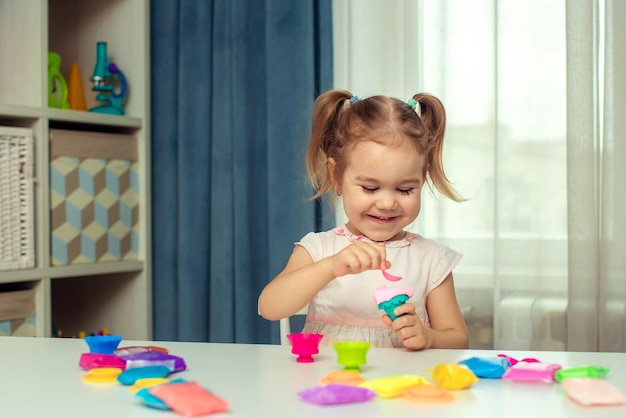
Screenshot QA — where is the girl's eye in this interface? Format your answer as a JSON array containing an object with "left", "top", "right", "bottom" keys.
[
  {"left": 361, "top": 186, "right": 377, "bottom": 193},
  {"left": 398, "top": 188, "right": 414, "bottom": 195}
]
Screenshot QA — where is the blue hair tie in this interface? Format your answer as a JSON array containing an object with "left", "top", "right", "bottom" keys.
[
  {"left": 349, "top": 96, "right": 359, "bottom": 104},
  {"left": 407, "top": 98, "right": 418, "bottom": 110}
]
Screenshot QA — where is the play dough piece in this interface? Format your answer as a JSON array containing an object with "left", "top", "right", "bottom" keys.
[
  {"left": 115, "top": 346, "right": 169, "bottom": 356},
  {"left": 129, "top": 377, "right": 170, "bottom": 394},
  {"left": 117, "top": 365, "right": 172, "bottom": 385},
  {"left": 320, "top": 370, "right": 366, "bottom": 386},
  {"left": 83, "top": 367, "right": 122, "bottom": 383},
  {"left": 404, "top": 385, "right": 454, "bottom": 403},
  {"left": 79, "top": 352, "right": 126, "bottom": 370},
  {"left": 360, "top": 375, "right": 431, "bottom": 398},
  {"left": 136, "top": 387, "right": 171, "bottom": 410},
  {"left": 497, "top": 354, "right": 540, "bottom": 365},
  {"left": 502, "top": 361, "right": 562, "bottom": 383},
  {"left": 298, "top": 384, "right": 376, "bottom": 405},
  {"left": 373, "top": 286, "right": 415, "bottom": 304},
  {"left": 150, "top": 381, "right": 229, "bottom": 416},
  {"left": 374, "top": 286, "right": 415, "bottom": 320},
  {"left": 561, "top": 378, "right": 626, "bottom": 406},
  {"left": 430, "top": 364, "right": 478, "bottom": 390},
  {"left": 118, "top": 351, "right": 186, "bottom": 373},
  {"left": 555, "top": 365, "right": 610, "bottom": 382},
  {"left": 135, "top": 378, "right": 187, "bottom": 410},
  {"left": 458, "top": 356, "right": 510, "bottom": 378},
  {"left": 380, "top": 267, "right": 403, "bottom": 282}
]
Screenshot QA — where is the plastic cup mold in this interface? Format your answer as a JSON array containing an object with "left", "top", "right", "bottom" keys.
[
  {"left": 333, "top": 341, "right": 371, "bottom": 372},
  {"left": 85, "top": 335, "right": 123, "bottom": 354},
  {"left": 287, "top": 333, "right": 324, "bottom": 363}
]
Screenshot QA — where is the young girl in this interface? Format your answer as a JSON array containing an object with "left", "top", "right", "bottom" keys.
[{"left": 258, "top": 90, "right": 469, "bottom": 350}]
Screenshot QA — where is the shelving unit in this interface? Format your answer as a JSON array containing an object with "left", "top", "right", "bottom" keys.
[{"left": 0, "top": 0, "right": 151, "bottom": 339}]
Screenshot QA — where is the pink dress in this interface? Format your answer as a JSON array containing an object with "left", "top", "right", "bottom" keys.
[{"left": 298, "top": 225, "right": 462, "bottom": 348}]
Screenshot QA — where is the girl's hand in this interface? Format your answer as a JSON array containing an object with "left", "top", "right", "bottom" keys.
[
  {"left": 381, "top": 303, "right": 430, "bottom": 350},
  {"left": 331, "top": 241, "right": 389, "bottom": 278}
]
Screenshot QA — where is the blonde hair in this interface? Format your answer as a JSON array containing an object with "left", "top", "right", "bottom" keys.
[{"left": 305, "top": 89, "right": 463, "bottom": 202}]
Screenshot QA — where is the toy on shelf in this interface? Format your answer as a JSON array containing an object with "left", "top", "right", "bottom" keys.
[
  {"left": 67, "top": 62, "right": 87, "bottom": 110},
  {"left": 48, "top": 52, "right": 69, "bottom": 109},
  {"left": 89, "top": 42, "right": 128, "bottom": 115}
]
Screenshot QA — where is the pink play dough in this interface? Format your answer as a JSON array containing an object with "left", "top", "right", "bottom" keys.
[{"left": 373, "top": 286, "right": 415, "bottom": 304}]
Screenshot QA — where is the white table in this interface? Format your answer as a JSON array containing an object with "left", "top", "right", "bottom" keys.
[{"left": 1, "top": 336, "right": 625, "bottom": 417}]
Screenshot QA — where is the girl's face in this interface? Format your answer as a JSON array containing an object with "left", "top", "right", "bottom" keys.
[{"left": 337, "top": 139, "right": 425, "bottom": 242}]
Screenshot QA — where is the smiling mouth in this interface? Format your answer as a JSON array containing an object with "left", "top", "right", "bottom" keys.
[{"left": 368, "top": 215, "right": 396, "bottom": 222}]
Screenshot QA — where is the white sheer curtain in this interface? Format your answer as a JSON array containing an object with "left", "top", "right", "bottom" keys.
[{"left": 333, "top": 0, "right": 626, "bottom": 351}]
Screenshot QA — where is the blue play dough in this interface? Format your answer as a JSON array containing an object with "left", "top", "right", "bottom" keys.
[
  {"left": 377, "top": 294, "right": 410, "bottom": 320},
  {"left": 117, "top": 365, "right": 172, "bottom": 385},
  {"left": 458, "top": 357, "right": 511, "bottom": 378},
  {"left": 135, "top": 378, "right": 187, "bottom": 410}
]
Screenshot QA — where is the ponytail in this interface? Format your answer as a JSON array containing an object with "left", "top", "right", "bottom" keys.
[{"left": 412, "top": 94, "right": 464, "bottom": 202}]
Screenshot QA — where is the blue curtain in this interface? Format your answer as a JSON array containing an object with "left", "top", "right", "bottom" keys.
[{"left": 150, "top": 1, "right": 333, "bottom": 344}]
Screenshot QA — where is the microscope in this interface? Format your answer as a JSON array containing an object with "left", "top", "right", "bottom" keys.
[{"left": 89, "top": 42, "right": 128, "bottom": 115}]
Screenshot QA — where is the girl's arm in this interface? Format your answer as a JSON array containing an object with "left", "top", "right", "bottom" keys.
[
  {"left": 258, "top": 241, "right": 388, "bottom": 321},
  {"left": 422, "top": 273, "right": 469, "bottom": 349},
  {"left": 258, "top": 245, "right": 334, "bottom": 321}
]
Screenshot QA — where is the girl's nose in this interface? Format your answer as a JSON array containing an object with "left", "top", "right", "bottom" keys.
[{"left": 376, "top": 194, "right": 398, "bottom": 210}]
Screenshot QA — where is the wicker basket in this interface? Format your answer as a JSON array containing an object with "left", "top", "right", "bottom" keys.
[{"left": 0, "top": 126, "right": 35, "bottom": 271}]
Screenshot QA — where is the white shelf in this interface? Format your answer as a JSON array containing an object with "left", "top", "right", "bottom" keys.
[
  {"left": 0, "top": 105, "right": 143, "bottom": 128},
  {"left": 0, "top": 0, "right": 151, "bottom": 340}
]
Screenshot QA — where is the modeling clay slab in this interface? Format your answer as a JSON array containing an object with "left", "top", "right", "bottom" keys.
[
  {"left": 129, "top": 377, "right": 170, "bottom": 394},
  {"left": 555, "top": 365, "right": 610, "bottom": 382},
  {"left": 320, "top": 370, "right": 366, "bottom": 386},
  {"left": 79, "top": 352, "right": 126, "bottom": 370},
  {"left": 502, "top": 361, "right": 562, "bottom": 383},
  {"left": 359, "top": 375, "right": 431, "bottom": 398},
  {"left": 430, "top": 364, "right": 478, "bottom": 390},
  {"left": 136, "top": 388, "right": 171, "bottom": 410},
  {"left": 115, "top": 346, "right": 169, "bottom": 356},
  {"left": 458, "top": 356, "right": 510, "bottom": 378},
  {"left": 298, "top": 384, "right": 376, "bottom": 405},
  {"left": 118, "top": 351, "right": 186, "bottom": 373},
  {"left": 135, "top": 378, "right": 187, "bottom": 410},
  {"left": 561, "top": 378, "right": 626, "bottom": 406},
  {"left": 117, "top": 365, "right": 172, "bottom": 385},
  {"left": 497, "top": 354, "right": 540, "bottom": 365},
  {"left": 83, "top": 367, "right": 122, "bottom": 383},
  {"left": 149, "top": 381, "right": 229, "bottom": 416},
  {"left": 404, "top": 385, "right": 454, "bottom": 403}
]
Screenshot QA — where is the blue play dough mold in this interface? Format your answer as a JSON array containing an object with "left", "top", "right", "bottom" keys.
[
  {"left": 84, "top": 335, "right": 123, "bottom": 354},
  {"left": 377, "top": 294, "right": 410, "bottom": 320}
]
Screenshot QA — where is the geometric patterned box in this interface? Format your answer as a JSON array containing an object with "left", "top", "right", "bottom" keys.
[
  {"left": 0, "top": 288, "right": 36, "bottom": 337},
  {"left": 49, "top": 129, "right": 139, "bottom": 265}
]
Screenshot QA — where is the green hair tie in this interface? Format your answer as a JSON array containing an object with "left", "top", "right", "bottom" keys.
[{"left": 407, "top": 98, "right": 417, "bottom": 110}]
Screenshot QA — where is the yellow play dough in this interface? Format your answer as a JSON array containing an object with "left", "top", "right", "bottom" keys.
[
  {"left": 128, "top": 377, "right": 170, "bottom": 393},
  {"left": 82, "top": 367, "right": 122, "bottom": 383}
]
